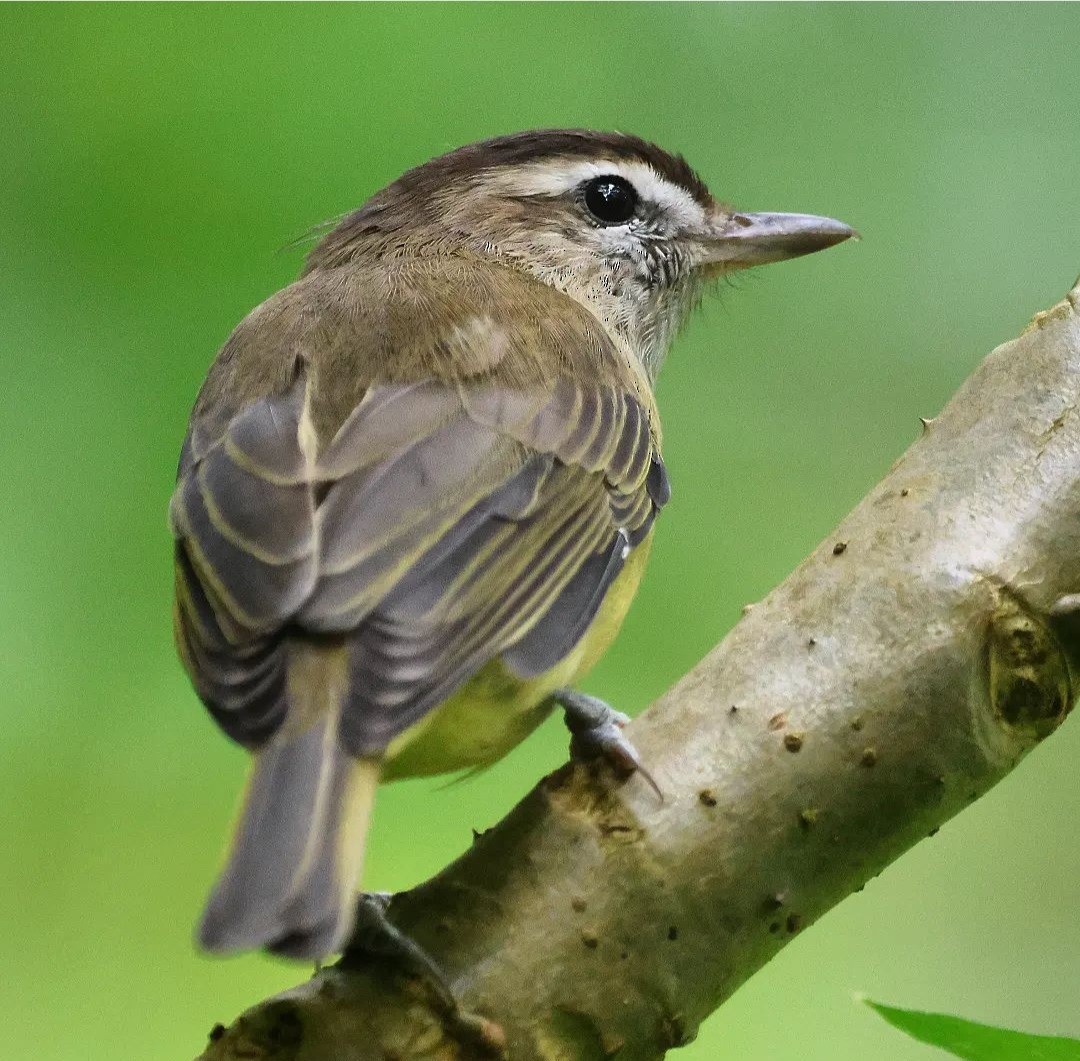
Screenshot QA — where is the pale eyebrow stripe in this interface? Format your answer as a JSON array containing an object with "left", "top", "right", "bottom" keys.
[{"left": 484, "top": 159, "right": 708, "bottom": 228}]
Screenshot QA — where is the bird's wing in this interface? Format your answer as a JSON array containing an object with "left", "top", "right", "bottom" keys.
[
  {"left": 318, "top": 376, "right": 669, "bottom": 755},
  {"left": 171, "top": 265, "right": 669, "bottom": 756},
  {"left": 171, "top": 373, "right": 318, "bottom": 746}
]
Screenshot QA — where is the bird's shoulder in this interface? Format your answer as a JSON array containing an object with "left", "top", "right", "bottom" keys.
[{"left": 192, "top": 253, "right": 652, "bottom": 450}]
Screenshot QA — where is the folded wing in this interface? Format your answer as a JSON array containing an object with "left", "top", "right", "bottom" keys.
[{"left": 172, "top": 367, "right": 668, "bottom": 757}]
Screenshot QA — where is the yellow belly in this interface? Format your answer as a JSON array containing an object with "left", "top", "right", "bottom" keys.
[{"left": 382, "top": 532, "right": 653, "bottom": 781}]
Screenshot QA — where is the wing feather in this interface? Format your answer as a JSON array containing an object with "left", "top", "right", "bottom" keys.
[{"left": 174, "top": 336, "right": 668, "bottom": 758}]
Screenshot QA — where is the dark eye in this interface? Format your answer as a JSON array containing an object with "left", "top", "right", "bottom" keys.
[{"left": 583, "top": 176, "right": 638, "bottom": 225}]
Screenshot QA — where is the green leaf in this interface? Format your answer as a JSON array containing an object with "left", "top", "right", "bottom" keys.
[{"left": 866, "top": 1001, "right": 1080, "bottom": 1060}]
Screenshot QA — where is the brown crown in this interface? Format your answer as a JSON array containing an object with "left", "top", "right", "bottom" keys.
[{"left": 396, "top": 129, "right": 712, "bottom": 206}]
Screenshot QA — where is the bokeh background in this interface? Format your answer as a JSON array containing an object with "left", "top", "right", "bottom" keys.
[{"left": 3, "top": 5, "right": 1080, "bottom": 1059}]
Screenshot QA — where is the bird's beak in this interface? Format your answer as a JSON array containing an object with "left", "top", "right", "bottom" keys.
[{"left": 695, "top": 211, "right": 857, "bottom": 275}]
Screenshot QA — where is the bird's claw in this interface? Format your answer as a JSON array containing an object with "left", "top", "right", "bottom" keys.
[
  {"left": 345, "top": 892, "right": 458, "bottom": 1014},
  {"left": 555, "top": 689, "right": 663, "bottom": 800}
]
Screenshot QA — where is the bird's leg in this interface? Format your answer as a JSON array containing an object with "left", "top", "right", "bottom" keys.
[
  {"left": 553, "top": 688, "right": 662, "bottom": 799},
  {"left": 344, "top": 892, "right": 457, "bottom": 1014}
]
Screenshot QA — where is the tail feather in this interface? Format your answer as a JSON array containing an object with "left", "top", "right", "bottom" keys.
[
  {"left": 267, "top": 745, "right": 377, "bottom": 959},
  {"left": 198, "top": 713, "right": 380, "bottom": 958}
]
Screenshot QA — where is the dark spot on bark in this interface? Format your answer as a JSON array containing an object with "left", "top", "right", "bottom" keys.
[
  {"left": 543, "top": 767, "right": 573, "bottom": 793},
  {"left": 436, "top": 918, "right": 452, "bottom": 934},
  {"left": 900, "top": 487, "right": 910, "bottom": 497},
  {"left": 768, "top": 711, "right": 787, "bottom": 731},
  {"left": 208, "top": 1024, "right": 226, "bottom": 1042},
  {"left": 764, "top": 892, "right": 787, "bottom": 911},
  {"left": 832, "top": 541, "right": 848, "bottom": 555},
  {"left": 860, "top": 747, "right": 878, "bottom": 767},
  {"left": 786, "top": 913, "right": 803, "bottom": 934},
  {"left": 999, "top": 677, "right": 1049, "bottom": 724},
  {"left": 807, "top": 637, "right": 817, "bottom": 647},
  {"left": 729, "top": 704, "right": 739, "bottom": 714},
  {"left": 784, "top": 732, "right": 805, "bottom": 752},
  {"left": 698, "top": 788, "right": 718, "bottom": 807},
  {"left": 928, "top": 826, "right": 940, "bottom": 837},
  {"left": 659, "top": 1013, "right": 695, "bottom": 1048},
  {"left": 769, "top": 921, "right": 780, "bottom": 934},
  {"left": 667, "top": 925, "right": 679, "bottom": 941},
  {"left": 582, "top": 931, "right": 599, "bottom": 949},
  {"left": 620, "top": 950, "right": 629, "bottom": 960},
  {"left": 259, "top": 1001, "right": 303, "bottom": 1050},
  {"left": 571, "top": 897, "right": 587, "bottom": 913},
  {"left": 850, "top": 715, "right": 865, "bottom": 731}
]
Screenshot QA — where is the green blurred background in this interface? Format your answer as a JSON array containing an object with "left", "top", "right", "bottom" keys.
[{"left": 3, "top": 5, "right": 1079, "bottom": 1059}]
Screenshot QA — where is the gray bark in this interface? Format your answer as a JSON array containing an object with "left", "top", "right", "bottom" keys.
[{"left": 198, "top": 281, "right": 1080, "bottom": 1061}]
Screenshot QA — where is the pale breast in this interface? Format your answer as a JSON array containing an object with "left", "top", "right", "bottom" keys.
[{"left": 381, "top": 532, "right": 653, "bottom": 781}]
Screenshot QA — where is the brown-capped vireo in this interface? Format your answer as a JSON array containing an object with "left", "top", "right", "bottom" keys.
[{"left": 170, "top": 129, "right": 854, "bottom": 959}]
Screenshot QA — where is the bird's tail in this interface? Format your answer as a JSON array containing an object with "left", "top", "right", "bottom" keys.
[{"left": 198, "top": 644, "right": 379, "bottom": 959}]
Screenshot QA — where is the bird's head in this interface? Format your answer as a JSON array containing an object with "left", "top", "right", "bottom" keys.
[{"left": 308, "top": 130, "right": 855, "bottom": 375}]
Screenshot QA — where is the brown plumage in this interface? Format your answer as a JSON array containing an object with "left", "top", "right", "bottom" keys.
[
  {"left": 170, "top": 129, "right": 854, "bottom": 958},
  {"left": 309, "top": 130, "right": 713, "bottom": 274}
]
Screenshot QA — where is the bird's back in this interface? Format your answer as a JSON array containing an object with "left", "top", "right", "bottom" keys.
[{"left": 173, "top": 250, "right": 667, "bottom": 761}]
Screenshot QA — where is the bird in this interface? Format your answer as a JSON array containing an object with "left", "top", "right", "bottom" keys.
[{"left": 170, "top": 129, "right": 854, "bottom": 961}]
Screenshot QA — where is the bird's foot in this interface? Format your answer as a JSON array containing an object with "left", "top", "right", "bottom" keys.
[
  {"left": 344, "top": 892, "right": 458, "bottom": 1014},
  {"left": 554, "top": 689, "right": 662, "bottom": 799}
]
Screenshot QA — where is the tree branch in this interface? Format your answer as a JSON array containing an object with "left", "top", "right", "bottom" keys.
[{"left": 198, "top": 280, "right": 1080, "bottom": 1061}]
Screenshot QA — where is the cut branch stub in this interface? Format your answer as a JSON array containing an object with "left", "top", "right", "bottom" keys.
[{"left": 987, "top": 589, "right": 1073, "bottom": 738}]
